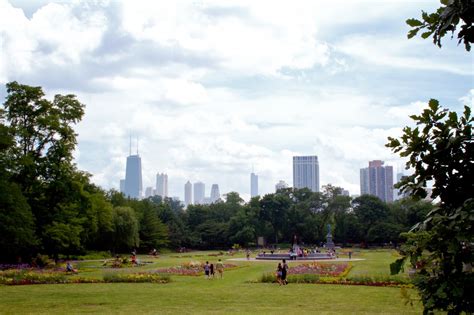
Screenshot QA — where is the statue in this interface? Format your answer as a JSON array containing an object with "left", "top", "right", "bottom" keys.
[{"left": 326, "top": 223, "right": 335, "bottom": 249}]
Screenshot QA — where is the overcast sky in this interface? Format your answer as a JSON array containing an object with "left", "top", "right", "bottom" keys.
[{"left": 1, "top": 0, "right": 472, "bottom": 201}]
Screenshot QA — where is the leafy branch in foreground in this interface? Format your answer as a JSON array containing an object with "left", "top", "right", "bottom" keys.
[
  {"left": 387, "top": 99, "right": 473, "bottom": 314},
  {"left": 407, "top": 0, "right": 474, "bottom": 51}
]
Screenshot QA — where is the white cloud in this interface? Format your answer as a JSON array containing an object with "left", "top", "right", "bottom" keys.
[
  {"left": 1, "top": 0, "right": 470, "bottom": 201},
  {"left": 335, "top": 34, "right": 471, "bottom": 76},
  {"left": 459, "top": 89, "right": 474, "bottom": 107}
]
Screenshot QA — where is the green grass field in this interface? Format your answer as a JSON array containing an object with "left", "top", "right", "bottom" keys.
[{"left": 0, "top": 250, "right": 422, "bottom": 314}]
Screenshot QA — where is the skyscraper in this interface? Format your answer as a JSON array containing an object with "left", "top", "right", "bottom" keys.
[
  {"left": 119, "top": 179, "right": 125, "bottom": 194},
  {"left": 155, "top": 173, "right": 168, "bottom": 198},
  {"left": 124, "top": 154, "right": 143, "bottom": 199},
  {"left": 145, "top": 187, "right": 154, "bottom": 198},
  {"left": 360, "top": 160, "right": 394, "bottom": 202},
  {"left": 293, "top": 155, "right": 320, "bottom": 192},
  {"left": 194, "top": 182, "right": 205, "bottom": 205},
  {"left": 184, "top": 181, "right": 192, "bottom": 207},
  {"left": 250, "top": 172, "right": 258, "bottom": 197},
  {"left": 210, "top": 184, "right": 220, "bottom": 203}
]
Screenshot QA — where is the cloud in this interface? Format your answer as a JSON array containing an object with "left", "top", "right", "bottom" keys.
[
  {"left": 1, "top": 0, "right": 470, "bottom": 201},
  {"left": 335, "top": 34, "right": 471, "bottom": 76}
]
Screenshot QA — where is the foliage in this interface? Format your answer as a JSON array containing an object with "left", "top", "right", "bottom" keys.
[
  {"left": 0, "top": 179, "right": 38, "bottom": 261},
  {"left": 407, "top": 0, "right": 474, "bottom": 51},
  {"left": 111, "top": 206, "right": 140, "bottom": 252},
  {"left": 102, "top": 272, "right": 170, "bottom": 283},
  {"left": 387, "top": 100, "right": 473, "bottom": 314}
]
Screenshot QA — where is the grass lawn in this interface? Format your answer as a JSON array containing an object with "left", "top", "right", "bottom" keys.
[{"left": 0, "top": 249, "right": 422, "bottom": 314}]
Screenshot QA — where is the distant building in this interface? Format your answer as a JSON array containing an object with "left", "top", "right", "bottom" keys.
[
  {"left": 184, "top": 181, "right": 192, "bottom": 207},
  {"left": 250, "top": 172, "right": 258, "bottom": 197},
  {"left": 124, "top": 154, "right": 142, "bottom": 199},
  {"left": 210, "top": 184, "right": 220, "bottom": 203},
  {"left": 194, "top": 182, "right": 205, "bottom": 205},
  {"left": 293, "top": 155, "right": 320, "bottom": 192},
  {"left": 275, "top": 180, "right": 289, "bottom": 192},
  {"left": 202, "top": 197, "right": 212, "bottom": 205},
  {"left": 120, "top": 179, "right": 125, "bottom": 194},
  {"left": 342, "top": 189, "right": 350, "bottom": 196},
  {"left": 360, "top": 160, "right": 394, "bottom": 203},
  {"left": 393, "top": 172, "right": 404, "bottom": 200},
  {"left": 145, "top": 187, "right": 154, "bottom": 198},
  {"left": 155, "top": 173, "right": 168, "bottom": 198}
]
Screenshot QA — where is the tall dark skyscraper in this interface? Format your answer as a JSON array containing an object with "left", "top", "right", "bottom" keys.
[
  {"left": 293, "top": 155, "right": 320, "bottom": 192},
  {"left": 124, "top": 154, "right": 142, "bottom": 199},
  {"left": 124, "top": 137, "right": 142, "bottom": 199},
  {"left": 250, "top": 172, "right": 258, "bottom": 197},
  {"left": 360, "top": 160, "right": 393, "bottom": 202}
]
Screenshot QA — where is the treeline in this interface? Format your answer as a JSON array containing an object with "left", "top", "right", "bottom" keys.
[{"left": 0, "top": 82, "right": 433, "bottom": 262}]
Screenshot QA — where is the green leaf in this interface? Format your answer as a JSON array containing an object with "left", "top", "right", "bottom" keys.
[
  {"left": 428, "top": 99, "right": 439, "bottom": 111},
  {"left": 407, "top": 28, "right": 420, "bottom": 39},
  {"left": 440, "top": 0, "right": 450, "bottom": 5},
  {"left": 390, "top": 258, "right": 406, "bottom": 275},
  {"left": 421, "top": 31, "right": 433, "bottom": 39},
  {"left": 406, "top": 18, "right": 423, "bottom": 27}
]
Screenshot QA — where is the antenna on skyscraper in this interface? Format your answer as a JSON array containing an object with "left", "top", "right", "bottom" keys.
[
  {"left": 136, "top": 136, "right": 139, "bottom": 155},
  {"left": 129, "top": 133, "right": 132, "bottom": 156},
  {"left": 251, "top": 164, "right": 254, "bottom": 173}
]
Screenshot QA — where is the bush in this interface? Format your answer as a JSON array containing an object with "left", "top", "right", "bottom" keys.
[{"left": 102, "top": 272, "right": 170, "bottom": 283}]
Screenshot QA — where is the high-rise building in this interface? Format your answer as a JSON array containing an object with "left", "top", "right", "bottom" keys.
[
  {"left": 293, "top": 155, "right": 320, "bottom": 192},
  {"left": 120, "top": 179, "right": 125, "bottom": 194},
  {"left": 184, "top": 181, "right": 192, "bottom": 207},
  {"left": 124, "top": 154, "right": 143, "bottom": 199},
  {"left": 155, "top": 173, "right": 168, "bottom": 198},
  {"left": 145, "top": 186, "right": 154, "bottom": 198},
  {"left": 250, "top": 172, "right": 258, "bottom": 197},
  {"left": 360, "top": 160, "right": 394, "bottom": 202},
  {"left": 275, "top": 180, "right": 289, "bottom": 192},
  {"left": 194, "top": 182, "right": 205, "bottom": 205},
  {"left": 393, "top": 172, "right": 404, "bottom": 201},
  {"left": 210, "top": 184, "right": 220, "bottom": 203}
]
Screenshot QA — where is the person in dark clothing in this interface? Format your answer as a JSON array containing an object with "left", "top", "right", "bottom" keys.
[{"left": 281, "top": 259, "right": 288, "bottom": 285}]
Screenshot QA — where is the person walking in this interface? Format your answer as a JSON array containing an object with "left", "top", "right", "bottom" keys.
[
  {"left": 204, "top": 261, "right": 210, "bottom": 279},
  {"left": 216, "top": 259, "right": 224, "bottom": 279},
  {"left": 276, "top": 263, "right": 283, "bottom": 285},
  {"left": 210, "top": 263, "right": 215, "bottom": 279},
  {"left": 281, "top": 259, "right": 288, "bottom": 285}
]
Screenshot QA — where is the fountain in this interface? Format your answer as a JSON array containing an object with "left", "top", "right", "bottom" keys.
[{"left": 255, "top": 231, "right": 336, "bottom": 261}]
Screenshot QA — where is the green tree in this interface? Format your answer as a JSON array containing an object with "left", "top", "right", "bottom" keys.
[
  {"left": 111, "top": 206, "right": 139, "bottom": 253},
  {"left": 352, "top": 195, "right": 390, "bottom": 245},
  {"left": 138, "top": 206, "right": 169, "bottom": 251},
  {"left": 407, "top": 0, "right": 474, "bottom": 51},
  {"left": 388, "top": 101, "right": 473, "bottom": 314},
  {"left": 0, "top": 180, "right": 38, "bottom": 261},
  {"left": 2, "top": 82, "right": 88, "bottom": 257}
]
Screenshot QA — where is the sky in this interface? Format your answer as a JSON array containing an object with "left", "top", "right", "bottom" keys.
[{"left": 1, "top": 0, "right": 473, "bottom": 201}]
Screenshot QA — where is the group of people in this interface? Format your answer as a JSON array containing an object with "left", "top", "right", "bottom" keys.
[
  {"left": 203, "top": 259, "right": 224, "bottom": 279},
  {"left": 276, "top": 259, "right": 288, "bottom": 285}
]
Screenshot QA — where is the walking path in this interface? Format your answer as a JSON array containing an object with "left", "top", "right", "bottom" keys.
[{"left": 228, "top": 257, "right": 365, "bottom": 262}]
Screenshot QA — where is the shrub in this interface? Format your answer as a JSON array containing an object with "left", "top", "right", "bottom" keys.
[{"left": 102, "top": 272, "right": 170, "bottom": 283}]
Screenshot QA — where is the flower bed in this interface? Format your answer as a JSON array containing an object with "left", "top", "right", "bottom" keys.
[
  {"left": 103, "top": 272, "right": 170, "bottom": 283},
  {"left": 288, "top": 262, "right": 351, "bottom": 277},
  {"left": 258, "top": 272, "right": 412, "bottom": 287},
  {"left": 0, "top": 270, "right": 170, "bottom": 285},
  {"left": 154, "top": 262, "right": 238, "bottom": 276},
  {"left": 0, "top": 270, "right": 68, "bottom": 285}
]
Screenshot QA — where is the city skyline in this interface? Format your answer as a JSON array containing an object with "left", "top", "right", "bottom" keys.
[{"left": 2, "top": 1, "right": 470, "bottom": 201}]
